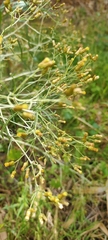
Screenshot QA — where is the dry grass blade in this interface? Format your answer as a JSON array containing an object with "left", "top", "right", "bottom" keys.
[
  {"left": 0, "top": 208, "right": 7, "bottom": 240},
  {"left": 73, "top": 185, "right": 106, "bottom": 194},
  {"left": 80, "top": 222, "right": 108, "bottom": 237}
]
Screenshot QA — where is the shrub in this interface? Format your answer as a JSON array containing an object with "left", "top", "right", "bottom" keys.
[{"left": 0, "top": 0, "right": 101, "bottom": 239}]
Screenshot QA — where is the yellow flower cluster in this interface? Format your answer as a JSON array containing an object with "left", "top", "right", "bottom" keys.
[
  {"left": 73, "top": 164, "right": 82, "bottom": 174},
  {"left": 45, "top": 191, "right": 68, "bottom": 209},
  {"left": 13, "top": 103, "right": 35, "bottom": 120},
  {"left": 25, "top": 188, "right": 44, "bottom": 221},
  {"left": 85, "top": 141, "right": 98, "bottom": 152}
]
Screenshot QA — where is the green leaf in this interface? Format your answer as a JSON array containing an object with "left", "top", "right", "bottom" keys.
[
  {"left": 7, "top": 148, "right": 22, "bottom": 161},
  {"left": 61, "top": 109, "right": 73, "bottom": 121},
  {"left": 100, "top": 161, "right": 108, "bottom": 177}
]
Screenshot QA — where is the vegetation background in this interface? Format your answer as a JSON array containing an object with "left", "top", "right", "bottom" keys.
[{"left": 0, "top": 0, "right": 108, "bottom": 239}]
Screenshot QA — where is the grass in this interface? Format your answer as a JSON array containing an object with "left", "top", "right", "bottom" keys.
[
  {"left": 75, "top": 10, "right": 108, "bottom": 101},
  {"left": 0, "top": 1, "right": 108, "bottom": 239}
]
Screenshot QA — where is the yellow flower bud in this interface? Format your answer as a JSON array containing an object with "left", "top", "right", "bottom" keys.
[
  {"left": 21, "top": 161, "right": 28, "bottom": 171},
  {"left": 75, "top": 47, "right": 89, "bottom": 55},
  {"left": 44, "top": 191, "right": 52, "bottom": 197},
  {"left": 58, "top": 191, "right": 68, "bottom": 199},
  {"left": 58, "top": 137, "right": 68, "bottom": 143},
  {"left": 25, "top": 168, "right": 30, "bottom": 179},
  {"left": 38, "top": 57, "right": 55, "bottom": 69},
  {"left": 85, "top": 141, "right": 94, "bottom": 147},
  {"left": 62, "top": 191, "right": 68, "bottom": 197},
  {"left": 75, "top": 58, "right": 87, "bottom": 71},
  {"left": 90, "top": 54, "right": 98, "bottom": 61},
  {"left": 94, "top": 139, "right": 101, "bottom": 143},
  {"left": 82, "top": 132, "right": 88, "bottom": 142},
  {"left": 86, "top": 77, "right": 93, "bottom": 83},
  {"left": 93, "top": 75, "right": 99, "bottom": 81},
  {"left": 87, "top": 146, "right": 98, "bottom": 152},
  {"left": 17, "top": 132, "right": 28, "bottom": 138},
  {"left": 35, "top": 129, "right": 43, "bottom": 137},
  {"left": 13, "top": 104, "right": 28, "bottom": 111},
  {"left": 80, "top": 156, "right": 90, "bottom": 161},
  {"left": 4, "top": 161, "right": 15, "bottom": 167},
  {"left": 25, "top": 209, "right": 31, "bottom": 221},
  {"left": 52, "top": 77, "right": 60, "bottom": 84},
  {"left": 0, "top": 35, "right": 3, "bottom": 45},
  {"left": 10, "top": 170, "right": 16, "bottom": 178},
  {"left": 34, "top": 12, "right": 42, "bottom": 18},
  {"left": 22, "top": 111, "right": 35, "bottom": 120},
  {"left": 73, "top": 164, "right": 82, "bottom": 174},
  {"left": 92, "top": 134, "right": 103, "bottom": 139},
  {"left": 64, "top": 84, "right": 76, "bottom": 96}
]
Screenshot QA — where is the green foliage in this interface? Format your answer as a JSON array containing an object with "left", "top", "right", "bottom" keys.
[
  {"left": 79, "top": 12, "right": 108, "bottom": 100},
  {"left": 7, "top": 148, "right": 22, "bottom": 161}
]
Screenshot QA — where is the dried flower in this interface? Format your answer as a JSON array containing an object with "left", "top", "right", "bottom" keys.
[
  {"left": 25, "top": 209, "right": 31, "bottom": 221},
  {"left": 25, "top": 168, "right": 30, "bottom": 179},
  {"left": 39, "top": 213, "right": 47, "bottom": 225},
  {"left": 75, "top": 47, "right": 89, "bottom": 55},
  {"left": 73, "top": 87, "right": 86, "bottom": 95},
  {"left": 21, "top": 161, "right": 28, "bottom": 171},
  {"left": 90, "top": 54, "right": 98, "bottom": 61},
  {"left": 92, "top": 134, "right": 103, "bottom": 139},
  {"left": 87, "top": 146, "right": 98, "bottom": 152}
]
